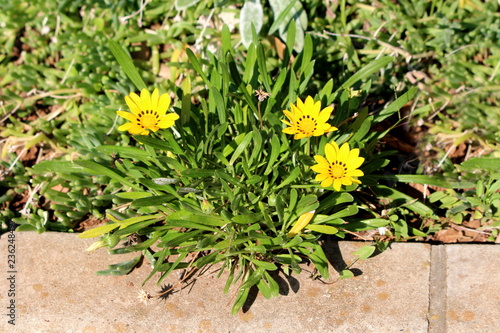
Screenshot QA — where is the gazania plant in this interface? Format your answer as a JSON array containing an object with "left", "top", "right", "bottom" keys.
[{"left": 78, "top": 35, "right": 417, "bottom": 314}]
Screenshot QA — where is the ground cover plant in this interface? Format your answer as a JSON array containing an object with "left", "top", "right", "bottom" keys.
[{"left": 1, "top": 0, "right": 499, "bottom": 312}]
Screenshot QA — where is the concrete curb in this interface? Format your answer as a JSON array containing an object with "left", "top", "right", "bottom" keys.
[{"left": 0, "top": 232, "right": 498, "bottom": 332}]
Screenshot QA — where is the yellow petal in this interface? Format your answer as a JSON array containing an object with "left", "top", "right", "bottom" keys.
[
  {"left": 117, "top": 123, "right": 134, "bottom": 132},
  {"left": 332, "top": 178, "right": 342, "bottom": 191},
  {"left": 128, "top": 92, "right": 142, "bottom": 110},
  {"left": 294, "top": 133, "right": 309, "bottom": 139},
  {"left": 290, "top": 103, "right": 303, "bottom": 118},
  {"left": 315, "top": 173, "right": 329, "bottom": 181},
  {"left": 116, "top": 111, "right": 138, "bottom": 122},
  {"left": 316, "top": 106, "right": 333, "bottom": 123},
  {"left": 325, "top": 142, "right": 339, "bottom": 164},
  {"left": 347, "top": 156, "right": 365, "bottom": 170},
  {"left": 351, "top": 178, "right": 362, "bottom": 184},
  {"left": 150, "top": 88, "right": 159, "bottom": 111},
  {"left": 157, "top": 114, "right": 178, "bottom": 128},
  {"left": 283, "top": 110, "right": 295, "bottom": 122},
  {"left": 338, "top": 142, "right": 350, "bottom": 161},
  {"left": 311, "top": 164, "right": 329, "bottom": 173},
  {"left": 321, "top": 178, "right": 334, "bottom": 188},
  {"left": 304, "top": 97, "right": 321, "bottom": 118},
  {"left": 282, "top": 127, "right": 297, "bottom": 134},
  {"left": 157, "top": 93, "right": 171, "bottom": 116},
  {"left": 341, "top": 177, "right": 353, "bottom": 186},
  {"left": 125, "top": 95, "right": 140, "bottom": 115},
  {"left": 128, "top": 124, "right": 147, "bottom": 135},
  {"left": 295, "top": 97, "right": 305, "bottom": 110},
  {"left": 347, "top": 169, "right": 364, "bottom": 177},
  {"left": 313, "top": 155, "right": 329, "bottom": 166},
  {"left": 140, "top": 89, "right": 152, "bottom": 111}
]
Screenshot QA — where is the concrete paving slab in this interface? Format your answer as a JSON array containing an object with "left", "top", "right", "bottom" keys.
[
  {"left": 445, "top": 244, "right": 500, "bottom": 333},
  {"left": 2, "top": 232, "right": 430, "bottom": 332}
]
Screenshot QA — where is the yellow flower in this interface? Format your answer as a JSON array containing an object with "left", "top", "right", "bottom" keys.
[
  {"left": 116, "top": 88, "right": 179, "bottom": 135},
  {"left": 286, "top": 210, "right": 315, "bottom": 238},
  {"left": 282, "top": 96, "right": 337, "bottom": 139},
  {"left": 311, "top": 141, "right": 364, "bottom": 191}
]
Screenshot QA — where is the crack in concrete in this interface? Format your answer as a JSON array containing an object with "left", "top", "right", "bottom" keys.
[{"left": 428, "top": 245, "right": 447, "bottom": 333}]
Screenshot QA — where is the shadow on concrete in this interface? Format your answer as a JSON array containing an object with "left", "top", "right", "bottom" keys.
[
  {"left": 322, "top": 237, "right": 363, "bottom": 277},
  {"left": 242, "top": 269, "right": 301, "bottom": 313}
]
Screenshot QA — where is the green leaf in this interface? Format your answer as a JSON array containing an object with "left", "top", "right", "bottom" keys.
[
  {"left": 229, "top": 132, "right": 253, "bottom": 166},
  {"left": 74, "top": 160, "right": 141, "bottom": 191},
  {"left": 240, "top": 0, "right": 264, "bottom": 48},
  {"left": 299, "top": 245, "right": 329, "bottom": 278},
  {"left": 352, "top": 245, "right": 376, "bottom": 260},
  {"left": 358, "top": 218, "right": 389, "bottom": 228},
  {"left": 95, "top": 256, "right": 141, "bottom": 276},
  {"left": 283, "top": 235, "right": 303, "bottom": 248},
  {"left": 134, "top": 134, "right": 184, "bottom": 155},
  {"left": 181, "top": 168, "right": 217, "bottom": 178},
  {"left": 168, "top": 210, "right": 226, "bottom": 227},
  {"left": 16, "top": 224, "right": 38, "bottom": 232},
  {"left": 108, "top": 39, "right": 146, "bottom": 91},
  {"left": 109, "top": 236, "right": 159, "bottom": 254},
  {"left": 460, "top": 158, "right": 500, "bottom": 172},
  {"left": 334, "top": 57, "right": 393, "bottom": 94},
  {"left": 77, "top": 223, "right": 119, "bottom": 239},
  {"left": 131, "top": 195, "right": 175, "bottom": 207},
  {"left": 78, "top": 214, "right": 163, "bottom": 239},
  {"left": 257, "top": 44, "right": 272, "bottom": 92},
  {"left": 167, "top": 220, "right": 222, "bottom": 233},
  {"left": 276, "top": 167, "right": 301, "bottom": 189},
  {"left": 374, "top": 86, "right": 418, "bottom": 123},
  {"left": 305, "top": 224, "right": 338, "bottom": 234},
  {"left": 371, "top": 185, "right": 435, "bottom": 217},
  {"left": 329, "top": 205, "right": 358, "bottom": 220},
  {"left": 376, "top": 174, "right": 452, "bottom": 188},
  {"left": 115, "top": 192, "right": 152, "bottom": 199},
  {"left": 273, "top": 253, "right": 302, "bottom": 265},
  {"left": 210, "top": 85, "right": 227, "bottom": 124},
  {"left": 295, "top": 194, "right": 319, "bottom": 216},
  {"left": 30, "top": 161, "right": 80, "bottom": 174},
  {"left": 232, "top": 212, "right": 263, "bottom": 224},
  {"left": 186, "top": 48, "right": 209, "bottom": 85},
  {"left": 96, "top": 145, "right": 149, "bottom": 158},
  {"left": 232, "top": 286, "right": 250, "bottom": 315},
  {"left": 339, "top": 269, "right": 354, "bottom": 279},
  {"left": 268, "top": 0, "right": 307, "bottom": 52},
  {"left": 264, "top": 135, "right": 281, "bottom": 175},
  {"left": 249, "top": 258, "right": 278, "bottom": 271},
  {"left": 268, "top": 0, "right": 298, "bottom": 35}
]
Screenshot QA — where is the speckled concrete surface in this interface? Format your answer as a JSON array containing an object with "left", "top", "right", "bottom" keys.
[{"left": 0, "top": 232, "right": 498, "bottom": 332}]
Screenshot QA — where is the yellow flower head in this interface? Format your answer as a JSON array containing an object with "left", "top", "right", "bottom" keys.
[
  {"left": 311, "top": 141, "right": 364, "bottom": 191},
  {"left": 116, "top": 88, "right": 179, "bottom": 136},
  {"left": 282, "top": 96, "right": 337, "bottom": 140}
]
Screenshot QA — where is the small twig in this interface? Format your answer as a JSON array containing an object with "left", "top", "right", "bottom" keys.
[
  {"left": 118, "top": 0, "right": 152, "bottom": 26},
  {"left": 452, "top": 224, "right": 492, "bottom": 236},
  {"left": 318, "top": 30, "right": 412, "bottom": 60},
  {"left": 20, "top": 183, "right": 44, "bottom": 216}
]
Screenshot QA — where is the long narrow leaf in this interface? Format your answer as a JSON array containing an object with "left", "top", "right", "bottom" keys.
[
  {"left": 74, "top": 160, "right": 141, "bottom": 191},
  {"left": 335, "top": 57, "right": 393, "bottom": 93},
  {"left": 108, "top": 39, "right": 146, "bottom": 91}
]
